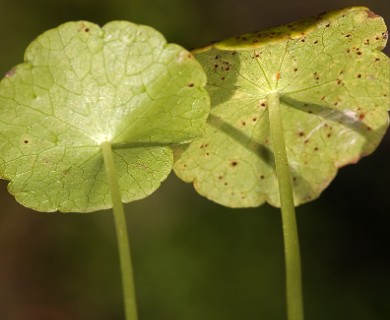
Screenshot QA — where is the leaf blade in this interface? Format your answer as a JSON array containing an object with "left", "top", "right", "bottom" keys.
[{"left": 174, "top": 7, "right": 389, "bottom": 208}]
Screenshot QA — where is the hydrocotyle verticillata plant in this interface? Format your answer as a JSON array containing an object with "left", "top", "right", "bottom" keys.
[
  {"left": 173, "top": 7, "right": 389, "bottom": 320},
  {"left": 0, "top": 21, "right": 210, "bottom": 320}
]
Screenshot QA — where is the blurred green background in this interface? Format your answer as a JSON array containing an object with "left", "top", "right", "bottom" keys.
[{"left": 0, "top": 0, "right": 389, "bottom": 319}]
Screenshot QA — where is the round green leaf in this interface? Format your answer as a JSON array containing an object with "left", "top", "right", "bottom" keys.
[
  {"left": 0, "top": 21, "right": 209, "bottom": 212},
  {"left": 174, "top": 7, "right": 389, "bottom": 208}
]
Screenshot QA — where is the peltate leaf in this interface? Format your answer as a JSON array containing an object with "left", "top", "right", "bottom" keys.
[
  {"left": 173, "top": 7, "right": 389, "bottom": 208},
  {"left": 0, "top": 21, "right": 209, "bottom": 212}
]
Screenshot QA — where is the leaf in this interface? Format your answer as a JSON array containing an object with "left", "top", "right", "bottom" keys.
[
  {"left": 0, "top": 21, "right": 209, "bottom": 212},
  {"left": 173, "top": 7, "right": 389, "bottom": 208}
]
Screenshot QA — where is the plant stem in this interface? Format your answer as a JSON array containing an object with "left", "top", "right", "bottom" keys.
[
  {"left": 101, "top": 141, "right": 139, "bottom": 320},
  {"left": 267, "top": 91, "right": 304, "bottom": 320}
]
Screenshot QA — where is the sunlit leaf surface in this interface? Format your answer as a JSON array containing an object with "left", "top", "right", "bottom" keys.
[
  {"left": 0, "top": 21, "right": 209, "bottom": 212},
  {"left": 174, "top": 7, "right": 389, "bottom": 208}
]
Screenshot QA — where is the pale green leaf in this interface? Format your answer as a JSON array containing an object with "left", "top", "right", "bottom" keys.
[
  {"left": 0, "top": 21, "right": 209, "bottom": 212},
  {"left": 174, "top": 7, "right": 389, "bottom": 208}
]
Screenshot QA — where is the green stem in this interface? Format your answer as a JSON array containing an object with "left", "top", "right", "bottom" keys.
[
  {"left": 267, "top": 91, "right": 304, "bottom": 320},
  {"left": 101, "top": 141, "right": 138, "bottom": 320}
]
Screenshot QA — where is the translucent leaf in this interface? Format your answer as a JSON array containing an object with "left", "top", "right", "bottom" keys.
[
  {"left": 0, "top": 21, "right": 209, "bottom": 212},
  {"left": 174, "top": 7, "right": 389, "bottom": 208}
]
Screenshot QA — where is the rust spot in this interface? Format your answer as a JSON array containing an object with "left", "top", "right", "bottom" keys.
[
  {"left": 5, "top": 67, "right": 16, "bottom": 77},
  {"left": 366, "top": 10, "right": 380, "bottom": 19},
  {"left": 276, "top": 72, "right": 281, "bottom": 80},
  {"left": 359, "top": 113, "right": 365, "bottom": 120}
]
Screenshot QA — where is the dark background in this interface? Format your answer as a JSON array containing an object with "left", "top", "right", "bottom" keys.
[{"left": 0, "top": 1, "right": 389, "bottom": 319}]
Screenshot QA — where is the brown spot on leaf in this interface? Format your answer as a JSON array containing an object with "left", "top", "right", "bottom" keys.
[
  {"left": 188, "top": 83, "right": 194, "bottom": 87},
  {"left": 5, "top": 67, "right": 16, "bottom": 77},
  {"left": 298, "top": 131, "right": 305, "bottom": 137},
  {"left": 260, "top": 175, "right": 265, "bottom": 180},
  {"left": 230, "top": 161, "right": 238, "bottom": 167},
  {"left": 366, "top": 10, "right": 380, "bottom": 19},
  {"left": 200, "top": 143, "right": 209, "bottom": 148},
  {"left": 23, "top": 139, "right": 29, "bottom": 144}
]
